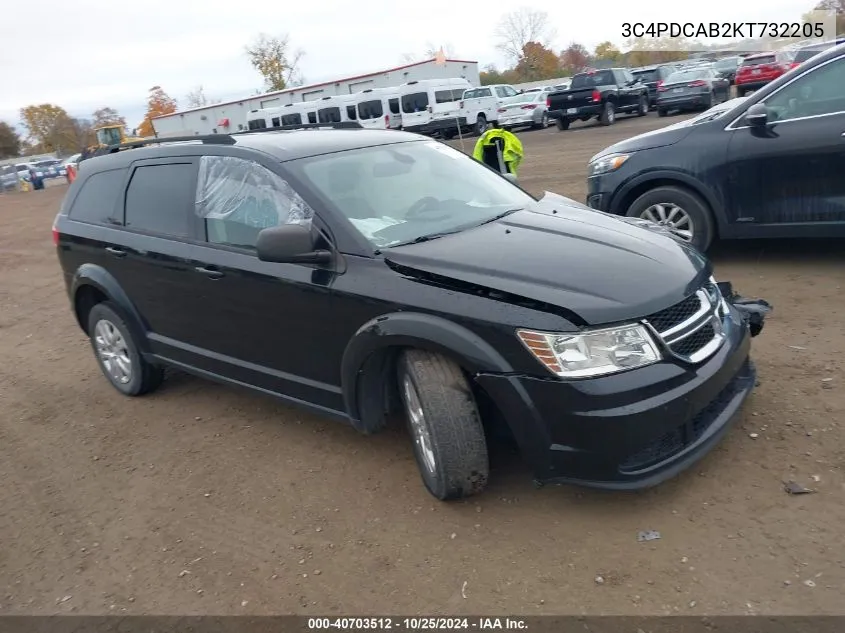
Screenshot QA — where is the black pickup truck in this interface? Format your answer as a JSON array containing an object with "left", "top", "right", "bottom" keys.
[{"left": 546, "top": 68, "right": 650, "bottom": 130}]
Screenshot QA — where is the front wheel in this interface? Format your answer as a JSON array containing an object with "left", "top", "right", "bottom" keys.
[
  {"left": 599, "top": 101, "right": 615, "bottom": 126},
  {"left": 397, "top": 350, "right": 489, "bottom": 501},
  {"left": 626, "top": 186, "right": 715, "bottom": 251}
]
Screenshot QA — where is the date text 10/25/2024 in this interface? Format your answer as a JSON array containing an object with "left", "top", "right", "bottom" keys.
[
  {"left": 621, "top": 22, "right": 826, "bottom": 39},
  {"left": 307, "top": 617, "right": 528, "bottom": 630}
]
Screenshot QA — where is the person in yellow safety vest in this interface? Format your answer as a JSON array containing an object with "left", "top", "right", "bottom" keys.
[{"left": 472, "top": 128, "right": 524, "bottom": 177}]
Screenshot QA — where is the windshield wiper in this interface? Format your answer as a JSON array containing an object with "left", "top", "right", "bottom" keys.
[
  {"left": 388, "top": 230, "right": 463, "bottom": 247},
  {"left": 474, "top": 207, "right": 522, "bottom": 227}
]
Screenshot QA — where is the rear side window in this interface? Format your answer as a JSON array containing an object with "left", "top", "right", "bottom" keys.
[
  {"left": 318, "top": 107, "right": 341, "bottom": 123},
  {"left": 248, "top": 118, "right": 267, "bottom": 130},
  {"left": 281, "top": 113, "right": 302, "bottom": 125},
  {"left": 402, "top": 92, "right": 429, "bottom": 113},
  {"left": 633, "top": 69, "right": 659, "bottom": 82},
  {"left": 195, "top": 156, "right": 314, "bottom": 250},
  {"left": 388, "top": 98, "right": 400, "bottom": 114},
  {"left": 271, "top": 116, "right": 280, "bottom": 127},
  {"left": 124, "top": 164, "right": 194, "bottom": 237},
  {"left": 434, "top": 88, "right": 464, "bottom": 103},
  {"left": 358, "top": 99, "right": 384, "bottom": 119},
  {"left": 307, "top": 111, "right": 317, "bottom": 123},
  {"left": 571, "top": 70, "right": 615, "bottom": 88},
  {"left": 346, "top": 105, "right": 357, "bottom": 120},
  {"left": 68, "top": 169, "right": 125, "bottom": 225}
]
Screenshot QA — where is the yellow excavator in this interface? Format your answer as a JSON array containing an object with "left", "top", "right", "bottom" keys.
[{"left": 86, "top": 124, "right": 153, "bottom": 156}]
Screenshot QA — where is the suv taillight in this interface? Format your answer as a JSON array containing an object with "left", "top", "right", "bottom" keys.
[
  {"left": 688, "top": 80, "right": 707, "bottom": 87},
  {"left": 591, "top": 89, "right": 601, "bottom": 102},
  {"left": 546, "top": 97, "right": 551, "bottom": 108},
  {"left": 656, "top": 80, "right": 664, "bottom": 89}
]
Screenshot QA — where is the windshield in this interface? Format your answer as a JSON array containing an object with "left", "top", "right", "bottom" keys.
[
  {"left": 715, "top": 57, "right": 738, "bottom": 69},
  {"left": 665, "top": 69, "right": 708, "bottom": 83},
  {"left": 289, "top": 141, "right": 534, "bottom": 249},
  {"left": 96, "top": 127, "right": 123, "bottom": 146},
  {"left": 571, "top": 70, "right": 615, "bottom": 88},
  {"left": 742, "top": 55, "right": 775, "bottom": 66},
  {"left": 794, "top": 48, "right": 823, "bottom": 63}
]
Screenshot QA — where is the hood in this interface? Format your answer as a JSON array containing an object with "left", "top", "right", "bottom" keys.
[
  {"left": 590, "top": 97, "right": 750, "bottom": 161},
  {"left": 384, "top": 193, "right": 710, "bottom": 326}
]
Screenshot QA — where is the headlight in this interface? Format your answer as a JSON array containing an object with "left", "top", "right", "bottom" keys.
[
  {"left": 517, "top": 323, "right": 661, "bottom": 379},
  {"left": 588, "top": 153, "right": 631, "bottom": 176}
]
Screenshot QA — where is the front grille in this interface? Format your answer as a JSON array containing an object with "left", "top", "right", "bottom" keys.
[
  {"left": 647, "top": 294, "right": 702, "bottom": 332},
  {"left": 645, "top": 282, "right": 725, "bottom": 363}
]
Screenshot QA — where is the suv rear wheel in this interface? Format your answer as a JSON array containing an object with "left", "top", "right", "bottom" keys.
[
  {"left": 87, "top": 302, "right": 163, "bottom": 396},
  {"left": 397, "top": 349, "right": 489, "bottom": 500},
  {"left": 626, "top": 185, "right": 715, "bottom": 251}
]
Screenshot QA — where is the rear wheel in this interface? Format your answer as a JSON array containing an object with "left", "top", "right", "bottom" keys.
[
  {"left": 626, "top": 185, "right": 715, "bottom": 251},
  {"left": 475, "top": 115, "right": 488, "bottom": 135},
  {"left": 637, "top": 94, "right": 648, "bottom": 116},
  {"left": 441, "top": 129, "right": 455, "bottom": 140},
  {"left": 397, "top": 349, "right": 489, "bottom": 500},
  {"left": 736, "top": 87, "right": 746, "bottom": 98},
  {"left": 555, "top": 117, "right": 570, "bottom": 131},
  {"left": 599, "top": 101, "right": 616, "bottom": 126},
  {"left": 657, "top": 108, "right": 668, "bottom": 117},
  {"left": 87, "top": 302, "right": 163, "bottom": 396}
]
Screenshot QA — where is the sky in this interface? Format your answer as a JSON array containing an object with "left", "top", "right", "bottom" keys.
[{"left": 0, "top": 0, "right": 823, "bottom": 135}]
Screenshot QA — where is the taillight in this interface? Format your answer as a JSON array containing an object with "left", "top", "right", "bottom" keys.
[
  {"left": 591, "top": 89, "right": 601, "bottom": 102},
  {"left": 52, "top": 224, "right": 59, "bottom": 246},
  {"left": 497, "top": 107, "right": 507, "bottom": 113},
  {"left": 546, "top": 97, "right": 551, "bottom": 108},
  {"left": 656, "top": 80, "right": 664, "bottom": 90},
  {"left": 520, "top": 104, "right": 537, "bottom": 110},
  {"left": 657, "top": 84, "right": 667, "bottom": 92},
  {"left": 688, "top": 80, "right": 707, "bottom": 87}
]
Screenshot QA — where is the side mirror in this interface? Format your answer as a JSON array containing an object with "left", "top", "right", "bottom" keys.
[
  {"left": 256, "top": 224, "right": 331, "bottom": 264},
  {"left": 745, "top": 102, "right": 769, "bottom": 127}
]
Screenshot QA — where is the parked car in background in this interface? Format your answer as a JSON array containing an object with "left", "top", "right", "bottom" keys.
[
  {"left": 586, "top": 42, "right": 845, "bottom": 251},
  {"left": 713, "top": 56, "right": 741, "bottom": 84},
  {"left": 62, "top": 153, "right": 81, "bottom": 172},
  {"left": 656, "top": 67, "right": 731, "bottom": 116},
  {"left": 735, "top": 51, "right": 795, "bottom": 96},
  {"left": 54, "top": 124, "right": 768, "bottom": 501},
  {"left": 15, "top": 163, "right": 35, "bottom": 182},
  {"left": 1, "top": 166, "right": 19, "bottom": 191},
  {"left": 460, "top": 84, "right": 521, "bottom": 135},
  {"left": 792, "top": 38, "right": 845, "bottom": 66},
  {"left": 546, "top": 68, "right": 649, "bottom": 130},
  {"left": 631, "top": 65, "right": 677, "bottom": 108},
  {"left": 34, "top": 159, "right": 63, "bottom": 179},
  {"left": 497, "top": 91, "right": 552, "bottom": 129}
]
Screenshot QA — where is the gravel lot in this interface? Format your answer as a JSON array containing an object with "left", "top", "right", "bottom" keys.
[{"left": 1, "top": 114, "right": 843, "bottom": 615}]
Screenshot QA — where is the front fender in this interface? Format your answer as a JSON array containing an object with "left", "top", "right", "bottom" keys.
[
  {"left": 341, "top": 312, "right": 514, "bottom": 427},
  {"left": 71, "top": 264, "right": 150, "bottom": 353}
]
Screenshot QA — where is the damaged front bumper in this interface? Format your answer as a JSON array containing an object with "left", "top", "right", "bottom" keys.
[{"left": 475, "top": 283, "right": 772, "bottom": 490}]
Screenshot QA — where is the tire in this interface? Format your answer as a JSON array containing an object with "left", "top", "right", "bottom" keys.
[
  {"left": 657, "top": 108, "right": 667, "bottom": 117},
  {"left": 736, "top": 87, "right": 745, "bottom": 98},
  {"left": 626, "top": 185, "right": 715, "bottom": 252},
  {"left": 637, "top": 94, "right": 648, "bottom": 116},
  {"left": 441, "top": 130, "right": 455, "bottom": 140},
  {"left": 555, "top": 117, "right": 570, "bottom": 131},
  {"left": 599, "top": 101, "right": 616, "bottom": 126},
  {"left": 475, "top": 115, "right": 488, "bottom": 135},
  {"left": 397, "top": 349, "right": 489, "bottom": 501},
  {"left": 87, "top": 302, "right": 163, "bottom": 396}
]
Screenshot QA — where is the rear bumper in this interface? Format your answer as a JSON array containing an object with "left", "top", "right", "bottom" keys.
[
  {"left": 657, "top": 94, "right": 710, "bottom": 109},
  {"left": 735, "top": 79, "right": 776, "bottom": 91},
  {"left": 549, "top": 104, "right": 602, "bottom": 119},
  {"left": 475, "top": 301, "right": 761, "bottom": 489}
]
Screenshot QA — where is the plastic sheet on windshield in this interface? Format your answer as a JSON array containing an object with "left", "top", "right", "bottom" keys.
[{"left": 195, "top": 155, "right": 313, "bottom": 228}]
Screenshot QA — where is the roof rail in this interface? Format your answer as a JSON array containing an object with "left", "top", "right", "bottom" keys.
[
  {"left": 102, "top": 134, "right": 236, "bottom": 152},
  {"left": 233, "top": 121, "right": 364, "bottom": 135}
]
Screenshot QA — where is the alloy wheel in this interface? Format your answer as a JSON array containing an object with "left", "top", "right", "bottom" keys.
[
  {"left": 640, "top": 203, "right": 694, "bottom": 242},
  {"left": 94, "top": 319, "right": 133, "bottom": 384}
]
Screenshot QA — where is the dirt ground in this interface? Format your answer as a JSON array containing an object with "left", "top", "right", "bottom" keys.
[{"left": 1, "top": 115, "right": 844, "bottom": 616}]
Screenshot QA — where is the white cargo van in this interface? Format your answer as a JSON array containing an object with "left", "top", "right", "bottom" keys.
[
  {"left": 354, "top": 87, "right": 402, "bottom": 130},
  {"left": 245, "top": 109, "right": 271, "bottom": 130},
  {"left": 459, "top": 84, "right": 520, "bottom": 134},
  {"left": 316, "top": 95, "right": 359, "bottom": 124},
  {"left": 398, "top": 78, "right": 471, "bottom": 138}
]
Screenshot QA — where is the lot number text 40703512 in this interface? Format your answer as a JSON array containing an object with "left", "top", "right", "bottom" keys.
[
  {"left": 621, "top": 22, "right": 826, "bottom": 39},
  {"left": 307, "top": 617, "right": 529, "bottom": 630}
]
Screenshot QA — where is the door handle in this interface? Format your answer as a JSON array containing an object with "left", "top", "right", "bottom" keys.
[
  {"left": 195, "top": 266, "right": 224, "bottom": 279},
  {"left": 105, "top": 246, "right": 126, "bottom": 258}
]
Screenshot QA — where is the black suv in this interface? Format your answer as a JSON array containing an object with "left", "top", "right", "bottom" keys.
[
  {"left": 631, "top": 65, "right": 677, "bottom": 108},
  {"left": 54, "top": 124, "right": 768, "bottom": 500},
  {"left": 587, "top": 42, "right": 845, "bottom": 251}
]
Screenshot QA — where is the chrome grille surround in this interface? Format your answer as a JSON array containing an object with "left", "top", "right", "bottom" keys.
[{"left": 643, "top": 282, "right": 727, "bottom": 364}]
